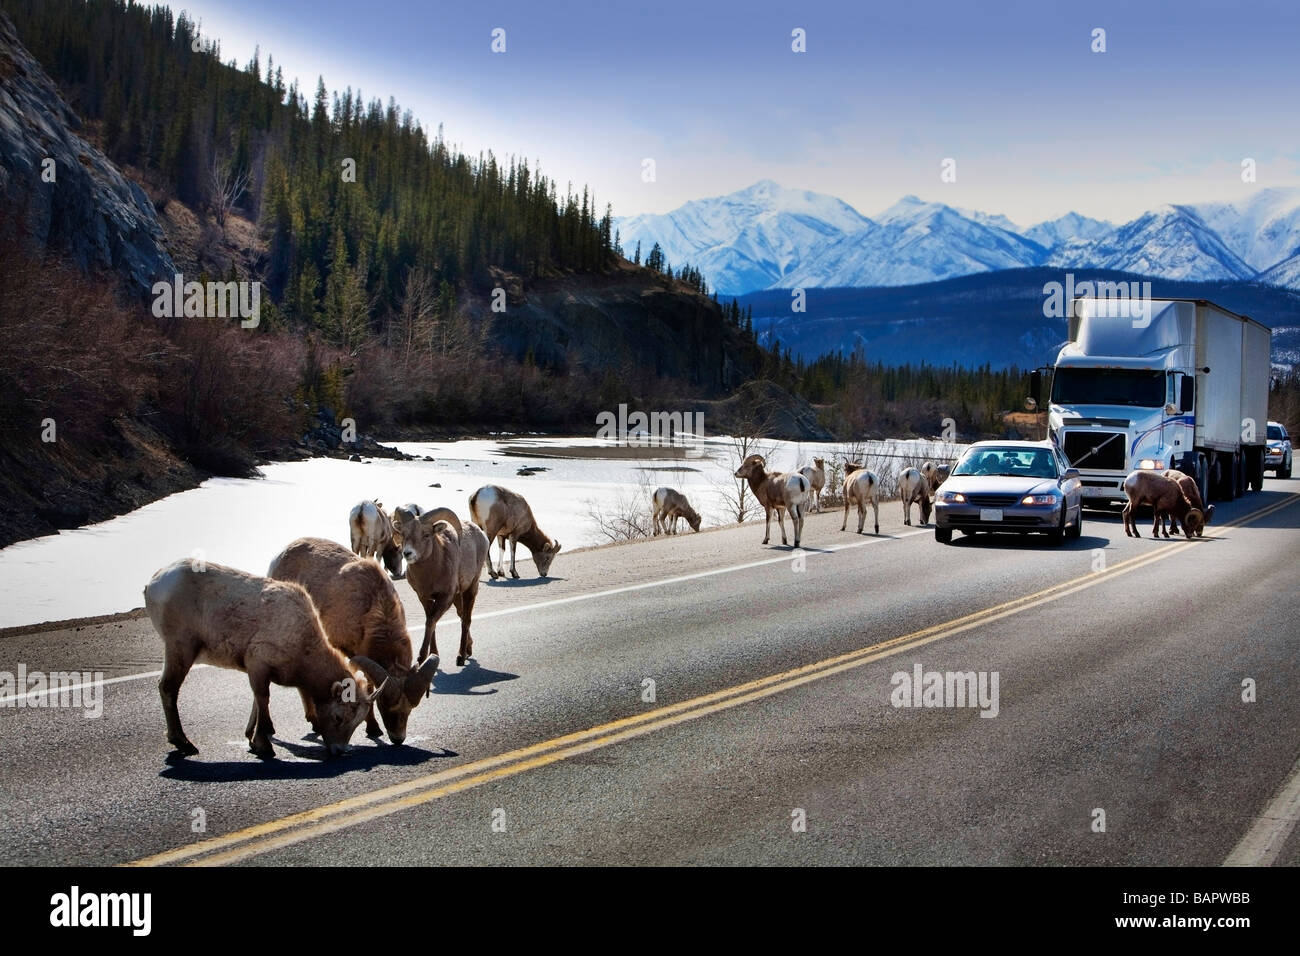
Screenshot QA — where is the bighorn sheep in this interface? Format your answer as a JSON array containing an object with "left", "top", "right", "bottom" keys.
[
  {"left": 799, "top": 458, "right": 827, "bottom": 513},
  {"left": 268, "top": 537, "right": 439, "bottom": 745},
  {"left": 898, "top": 466, "right": 933, "bottom": 526},
  {"left": 734, "top": 454, "right": 810, "bottom": 547},
  {"left": 469, "top": 485, "right": 561, "bottom": 579},
  {"left": 920, "top": 460, "right": 951, "bottom": 495},
  {"left": 393, "top": 505, "right": 490, "bottom": 665},
  {"left": 1160, "top": 469, "right": 1214, "bottom": 537},
  {"left": 143, "top": 560, "right": 382, "bottom": 759},
  {"left": 652, "top": 487, "right": 702, "bottom": 535},
  {"left": 1122, "top": 470, "right": 1205, "bottom": 539},
  {"left": 841, "top": 462, "right": 881, "bottom": 535},
  {"left": 349, "top": 499, "right": 404, "bottom": 579}
]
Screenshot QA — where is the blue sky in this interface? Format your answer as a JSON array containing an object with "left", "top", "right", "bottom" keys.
[{"left": 179, "top": 0, "right": 1300, "bottom": 225}]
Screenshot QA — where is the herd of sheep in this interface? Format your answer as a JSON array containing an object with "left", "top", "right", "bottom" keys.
[{"left": 140, "top": 451, "right": 1206, "bottom": 761}]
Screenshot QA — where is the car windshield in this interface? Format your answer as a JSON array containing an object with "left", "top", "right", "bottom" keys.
[
  {"left": 1051, "top": 367, "right": 1165, "bottom": 407},
  {"left": 1267, "top": 425, "right": 1286, "bottom": 441},
  {"left": 952, "top": 448, "right": 1059, "bottom": 479}
]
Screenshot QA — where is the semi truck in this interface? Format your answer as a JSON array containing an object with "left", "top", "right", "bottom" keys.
[{"left": 1040, "top": 297, "right": 1271, "bottom": 507}]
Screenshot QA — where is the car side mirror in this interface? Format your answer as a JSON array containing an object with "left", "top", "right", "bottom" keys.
[{"left": 1062, "top": 468, "right": 1080, "bottom": 481}]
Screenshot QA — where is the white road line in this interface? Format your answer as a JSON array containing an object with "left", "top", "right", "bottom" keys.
[
  {"left": 1223, "top": 755, "right": 1300, "bottom": 866},
  {"left": 1, "top": 531, "right": 927, "bottom": 693},
  {"left": 0, "top": 666, "right": 212, "bottom": 706}
]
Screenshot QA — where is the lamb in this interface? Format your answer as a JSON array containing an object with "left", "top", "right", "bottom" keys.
[
  {"left": 799, "top": 457, "right": 827, "bottom": 513},
  {"left": 920, "top": 461, "right": 951, "bottom": 495},
  {"left": 652, "top": 487, "right": 702, "bottom": 535},
  {"left": 393, "top": 505, "right": 490, "bottom": 665},
  {"left": 734, "top": 454, "right": 810, "bottom": 548},
  {"left": 1160, "top": 469, "right": 1214, "bottom": 537},
  {"left": 1122, "top": 469, "right": 1205, "bottom": 539},
  {"left": 143, "top": 560, "right": 382, "bottom": 759},
  {"left": 349, "top": 499, "right": 404, "bottom": 579},
  {"left": 268, "top": 537, "right": 439, "bottom": 745},
  {"left": 841, "top": 462, "right": 882, "bottom": 535},
  {"left": 898, "top": 466, "right": 933, "bottom": 526},
  {"left": 469, "top": 485, "right": 561, "bottom": 579}
]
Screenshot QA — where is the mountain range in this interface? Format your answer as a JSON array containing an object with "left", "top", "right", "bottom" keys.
[{"left": 617, "top": 181, "right": 1300, "bottom": 296}]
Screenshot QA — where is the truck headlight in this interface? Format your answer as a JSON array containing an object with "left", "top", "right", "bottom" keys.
[{"left": 1138, "top": 459, "right": 1165, "bottom": 470}]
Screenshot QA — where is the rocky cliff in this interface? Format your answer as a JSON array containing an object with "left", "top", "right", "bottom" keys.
[{"left": 0, "top": 11, "right": 173, "bottom": 295}]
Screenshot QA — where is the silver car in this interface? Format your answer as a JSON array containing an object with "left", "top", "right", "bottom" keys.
[
  {"left": 1265, "top": 421, "right": 1292, "bottom": 478},
  {"left": 933, "top": 441, "right": 1083, "bottom": 545}
]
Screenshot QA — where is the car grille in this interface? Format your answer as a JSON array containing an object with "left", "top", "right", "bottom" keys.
[
  {"left": 1062, "top": 430, "right": 1126, "bottom": 470},
  {"left": 964, "top": 493, "right": 1022, "bottom": 506}
]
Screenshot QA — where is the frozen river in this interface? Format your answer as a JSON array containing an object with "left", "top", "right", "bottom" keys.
[{"left": 0, "top": 435, "right": 962, "bottom": 628}]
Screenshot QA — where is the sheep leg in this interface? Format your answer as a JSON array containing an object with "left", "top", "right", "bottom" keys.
[
  {"left": 841, "top": 497, "right": 850, "bottom": 532},
  {"left": 454, "top": 586, "right": 477, "bottom": 666},
  {"left": 508, "top": 538, "right": 520, "bottom": 578},
  {"left": 652, "top": 508, "right": 661, "bottom": 536},
  {"left": 245, "top": 668, "right": 275, "bottom": 759},
  {"left": 873, "top": 497, "right": 880, "bottom": 535},
  {"left": 763, "top": 506, "right": 772, "bottom": 545},
  {"left": 299, "top": 688, "right": 320, "bottom": 736},
  {"left": 418, "top": 593, "right": 455, "bottom": 661},
  {"left": 363, "top": 701, "right": 383, "bottom": 738},
  {"left": 158, "top": 646, "right": 199, "bottom": 756},
  {"left": 792, "top": 504, "right": 803, "bottom": 548},
  {"left": 857, "top": 501, "right": 866, "bottom": 534},
  {"left": 903, "top": 497, "right": 911, "bottom": 526},
  {"left": 776, "top": 508, "right": 788, "bottom": 545},
  {"left": 1154, "top": 508, "right": 1167, "bottom": 538}
]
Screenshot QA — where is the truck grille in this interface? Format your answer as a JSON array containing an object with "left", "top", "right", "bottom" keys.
[{"left": 1062, "top": 430, "right": 1126, "bottom": 471}]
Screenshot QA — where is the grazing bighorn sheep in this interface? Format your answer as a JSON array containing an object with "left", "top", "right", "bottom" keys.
[
  {"left": 920, "top": 461, "right": 951, "bottom": 495},
  {"left": 268, "top": 537, "right": 439, "bottom": 745},
  {"left": 1160, "top": 469, "right": 1214, "bottom": 537},
  {"left": 469, "top": 485, "right": 561, "bottom": 579},
  {"left": 841, "top": 462, "right": 881, "bottom": 535},
  {"left": 734, "top": 454, "right": 810, "bottom": 548},
  {"left": 652, "top": 487, "right": 702, "bottom": 535},
  {"left": 349, "top": 499, "right": 404, "bottom": 579},
  {"left": 143, "top": 560, "right": 382, "bottom": 759},
  {"left": 898, "top": 467, "right": 933, "bottom": 526},
  {"left": 799, "top": 458, "right": 827, "bottom": 513},
  {"left": 1122, "top": 470, "right": 1205, "bottom": 539},
  {"left": 393, "top": 505, "right": 490, "bottom": 665}
]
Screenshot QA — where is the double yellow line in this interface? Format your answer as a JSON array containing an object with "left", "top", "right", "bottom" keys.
[{"left": 127, "top": 493, "right": 1298, "bottom": 867}]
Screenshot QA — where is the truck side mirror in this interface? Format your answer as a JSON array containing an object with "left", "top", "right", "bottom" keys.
[
  {"left": 1180, "top": 376, "right": 1194, "bottom": 412},
  {"left": 1029, "top": 370, "right": 1042, "bottom": 407}
]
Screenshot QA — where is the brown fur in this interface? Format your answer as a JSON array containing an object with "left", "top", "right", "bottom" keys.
[
  {"left": 349, "top": 499, "right": 404, "bottom": 579},
  {"left": 799, "top": 457, "right": 827, "bottom": 513},
  {"left": 1160, "top": 469, "right": 1213, "bottom": 537},
  {"left": 652, "top": 486, "right": 702, "bottom": 535},
  {"left": 841, "top": 462, "right": 881, "bottom": 535},
  {"left": 898, "top": 467, "right": 933, "bottom": 526},
  {"left": 143, "top": 560, "right": 379, "bottom": 759},
  {"left": 268, "top": 537, "right": 438, "bottom": 744},
  {"left": 920, "top": 461, "right": 951, "bottom": 495},
  {"left": 469, "top": 485, "right": 561, "bottom": 578},
  {"left": 1122, "top": 470, "right": 1205, "bottom": 539},
  {"left": 734, "top": 454, "right": 810, "bottom": 547},
  {"left": 394, "top": 506, "right": 490, "bottom": 666}
]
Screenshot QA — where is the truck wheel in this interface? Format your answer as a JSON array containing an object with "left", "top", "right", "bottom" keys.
[
  {"left": 1249, "top": 447, "right": 1266, "bottom": 491},
  {"left": 935, "top": 527, "right": 953, "bottom": 544},
  {"left": 1196, "top": 455, "right": 1209, "bottom": 506},
  {"left": 1234, "top": 452, "right": 1245, "bottom": 498}
]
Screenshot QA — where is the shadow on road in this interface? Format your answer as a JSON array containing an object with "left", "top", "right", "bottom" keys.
[
  {"left": 432, "top": 659, "right": 518, "bottom": 696},
  {"left": 484, "top": 576, "right": 563, "bottom": 588},
  {"left": 159, "top": 738, "right": 455, "bottom": 781}
]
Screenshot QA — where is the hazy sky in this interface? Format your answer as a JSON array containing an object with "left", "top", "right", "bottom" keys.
[{"left": 177, "top": 0, "right": 1300, "bottom": 225}]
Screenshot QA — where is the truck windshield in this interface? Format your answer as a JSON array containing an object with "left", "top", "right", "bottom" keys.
[{"left": 1051, "top": 368, "right": 1165, "bottom": 407}]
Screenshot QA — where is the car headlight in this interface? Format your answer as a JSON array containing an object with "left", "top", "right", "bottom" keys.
[
  {"left": 1021, "top": 494, "right": 1061, "bottom": 506},
  {"left": 1138, "top": 459, "right": 1165, "bottom": 470},
  {"left": 937, "top": 491, "right": 965, "bottom": 503}
]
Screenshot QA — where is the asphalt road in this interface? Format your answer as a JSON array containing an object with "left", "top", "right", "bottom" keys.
[{"left": 1, "top": 481, "right": 1298, "bottom": 866}]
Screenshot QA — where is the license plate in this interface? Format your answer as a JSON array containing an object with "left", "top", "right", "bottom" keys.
[
  {"left": 979, "top": 508, "right": 1003, "bottom": 522},
  {"left": 1083, "top": 486, "right": 1107, "bottom": 498}
]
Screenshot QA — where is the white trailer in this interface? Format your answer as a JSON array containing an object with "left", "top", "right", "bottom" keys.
[{"left": 1045, "top": 297, "right": 1271, "bottom": 506}]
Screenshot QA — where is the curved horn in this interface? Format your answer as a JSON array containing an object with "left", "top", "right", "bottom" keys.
[
  {"left": 406, "top": 654, "right": 440, "bottom": 704},
  {"left": 348, "top": 655, "right": 392, "bottom": 702},
  {"left": 419, "top": 506, "right": 462, "bottom": 534}
]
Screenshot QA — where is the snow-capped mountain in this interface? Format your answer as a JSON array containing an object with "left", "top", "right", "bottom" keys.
[
  {"left": 782, "top": 196, "right": 1044, "bottom": 289},
  {"left": 615, "top": 182, "right": 1300, "bottom": 294},
  {"left": 615, "top": 180, "right": 873, "bottom": 293},
  {"left": 1046, "top": 204, "right": 1255, "bottom": 282}
]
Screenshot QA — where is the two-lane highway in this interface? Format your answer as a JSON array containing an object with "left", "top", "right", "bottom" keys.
[{"left": 1, "top": 484, "right": 1297, "bottom": 866}]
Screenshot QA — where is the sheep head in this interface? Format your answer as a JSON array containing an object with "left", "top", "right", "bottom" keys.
[
  {"left": 734, "top": 455, "right": 766, "bottom": 481},
  {"left": 535, "top": 539, "right": 561, "bottom": 577}
]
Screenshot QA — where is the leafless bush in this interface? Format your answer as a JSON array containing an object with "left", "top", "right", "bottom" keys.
[{"left": 583, "top": 471, "right": 656, "bottom": 543}]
